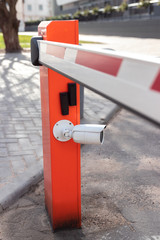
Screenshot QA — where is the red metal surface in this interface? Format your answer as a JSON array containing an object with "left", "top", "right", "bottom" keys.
[
  {"left": 76, "top": 51, "right": 122, "bottom": 76},
  {"left": 39, "top": 20, "right": 81, "bottom": 229},
  {"left": 39, "top": 65, "right": 53, "bottom": 221},
  {"left": 151, "top": 70, "right": 160, "bottom": 92},
  {"left": 46, "top": 45, "right": 66, "bottom": 59}
]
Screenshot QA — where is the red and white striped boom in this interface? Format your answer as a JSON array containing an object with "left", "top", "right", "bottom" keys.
[{"left": 38, "top": 40, "right": 160, "bottom": 126}]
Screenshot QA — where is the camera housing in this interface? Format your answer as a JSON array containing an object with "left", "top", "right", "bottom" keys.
[
  {"left": 72, "top": 124, "right": 106, "bottom": 144},
  {"left": 53, "top": 120, "right": 106, "bottom": 145}
]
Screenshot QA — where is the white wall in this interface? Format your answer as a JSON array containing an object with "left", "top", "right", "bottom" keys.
[
  {"left": 56, "top": 0, "right": 78, "bottom": 5},
  {"left": 16, "top": 0, "right": 25, "bottom": 31},
  {"left": 24, "top": 0, "right": 53, "bottom": 21}
]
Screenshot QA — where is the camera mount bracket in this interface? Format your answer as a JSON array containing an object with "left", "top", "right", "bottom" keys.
[{"left": 53, "top": 120, "right": 74, "bottom": 142}]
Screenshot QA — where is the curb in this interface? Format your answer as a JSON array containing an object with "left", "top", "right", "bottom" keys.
[
  {"left": 104, "top": 105, "right": 121, "bottom": 125},
  {"left": 0, "top": 105, "right": 120, "bottom": 213},
  {"left": 81, "top": 104, "right": 121, "bottom": 125},
  {"left": 0, "top": 161, "right": 43, "bottom": 213}
]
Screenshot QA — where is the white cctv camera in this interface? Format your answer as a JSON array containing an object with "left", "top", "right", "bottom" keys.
[
  {"left": 71, "top": 124, "right": 106, "bottom": 144},
  {"left": 53, "top": 120, "right": 106, "bottom": 145}
]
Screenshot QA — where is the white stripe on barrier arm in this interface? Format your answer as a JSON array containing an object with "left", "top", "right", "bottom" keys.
[{"left": 38, "top": 40, "right": 160, "bottom": 126}]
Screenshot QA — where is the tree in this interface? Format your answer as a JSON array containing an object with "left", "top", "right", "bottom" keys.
[{"left": 0, "top": 0, "right": 22, "bottom": 53}]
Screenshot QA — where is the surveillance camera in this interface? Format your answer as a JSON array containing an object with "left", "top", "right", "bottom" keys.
[
  {"left": 72, "top": 124, "right": 106, "bottom": 144},
  {"left": 53, "top": 120, "right": 106, "bottom": 145}
]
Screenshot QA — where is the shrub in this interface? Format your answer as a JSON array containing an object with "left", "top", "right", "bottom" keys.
[
  {"left": 45, "top": 17, "right": 54, "bottom": 21},
  {"left": 25, "top": 20, "right": 41, "bottom": 26},
  {"left": 92, "top": 7, "right": 99, "bottom": 15},
  {"left": 138, "top": 0, "right": 150, "bottom": 8},
  {"left": 104, "top": 4, "right": 114, "bottom": 14},
  {"left": 118, "top": 2, "right": 128, "bottom": 12},
  {"left": 58, "top": 15, "right": 66, "bottom": 20},
  {"left": 83, "top": 9, "right": 94, "bottom": 20},
  {"left": 63, "top": 14, "right": 72, "bottom": 20},
  {"left": 73, "top": 10, "right": 84, "bottom": 20}
]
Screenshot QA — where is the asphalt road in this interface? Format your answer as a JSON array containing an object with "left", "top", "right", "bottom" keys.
[{"left": 79, "top": 18, "right": 160, "bottom": 39}]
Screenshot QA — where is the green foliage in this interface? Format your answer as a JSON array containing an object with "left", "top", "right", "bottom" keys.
[
  {"left": 25, "top": 20, "right": 41, "bottom": 26},
  {"left": 45, "top": 17, "right": 54, "bottom": 21},
  {"left": 0, "top": 32, "right": 101, "bottom": 50},
  {"left": 83, "top": 9, "right": 90, "bottom": 17},
  {"left": 73, "top": 10, "right": 83, "bottom": 19},
  {"left": 92, "top": 7, "right": 99, "bottom": 15},
  {"left": 73, "top": 8, "right": 99, "bottom": 21},
  {"left": 18, "top": 35, "right": 32, "bottom": 43},
  {"left": 0, "top": 34, "right": 32, "bottom": 50},
  {"left": 79, "top": 40, "right": 101, "bottom": 44},
  {"left": 56, "top": 15, "right": 65, "bottom": 20},
  {"left": 104, "top": 4, "right": 114, "bottom": 14},
  {"left": 118, "top": 2, "right": 128, "bottom": 12},
  {"left": 28, "top": 14, "right": 72, "bottom": 23},
  {"left": 63, "top": 14, "right": 72, "bottom": 20},
  {"left": 0, "top": 34, "right": 5, "bottom": 49},
  {"left": 138, "top": 0, "right": 150, "bottom": 8},
  {"left": 83, "top": 9, "right": 94, "bottom": 20}
]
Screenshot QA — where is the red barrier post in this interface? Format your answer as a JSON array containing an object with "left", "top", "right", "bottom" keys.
[{"left": 38, "top": 20, "right": 81, "bottom": 230}]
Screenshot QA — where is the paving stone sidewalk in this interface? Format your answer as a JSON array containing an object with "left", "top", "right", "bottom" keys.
[
  {"left": 0, "top": 34, "right": 159, "bottom": 211},
  {"left": 0, "top": 53, "right": 43, "bottom": 210},
  {"left": 0, "top": 51, "right": 118, "bottom": 211}
]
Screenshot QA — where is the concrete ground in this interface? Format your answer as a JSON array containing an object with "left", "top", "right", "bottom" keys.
[
  {"left": 0, "top": 35, "right": 160, "bottom": 239},
  {"left": 0, "top": 110, "right": 160, "bottom": 240},
  {"left": 0, "top": 51, "right": 118, "bottom": 212},
  {"left": 79, "top": 35, "right": 160, "bottom": 57},
  {"left": 19, "top": 31, "right": 160, "bottom": 56}
]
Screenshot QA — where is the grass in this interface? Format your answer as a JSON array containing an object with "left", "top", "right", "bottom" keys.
[
  {"left": 0, "top": 34, "right": 5, "bottom": 49},
  {"left": 0, "top": 33, "right": 101, "bottom": 50},
  {"left": 79, "top": 40, "right": 101, "bottom": 44},
  {"left": 0, "top": 34, "right": 32, "bottom": 50},
  {"left": 18, "top": 35, "right": 32, "bottom": 48}
]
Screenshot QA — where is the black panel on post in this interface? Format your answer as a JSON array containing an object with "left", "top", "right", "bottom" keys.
[
  {"left": 60, "top": 92, "right": 69, "bottom": 115},
  {"left": 68, "top": 83, "right": 77, "bottom": 106}
]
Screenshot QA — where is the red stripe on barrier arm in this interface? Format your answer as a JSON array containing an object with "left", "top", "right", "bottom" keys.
[
  {"left": 46, "top": 45, "right": 66, "bottom": 59},
  {"left": 151, "top": 70, "right": 160, "bottom": 93},
  {"left": 76, "top": 51, "right": 122, "bottom": 76}
]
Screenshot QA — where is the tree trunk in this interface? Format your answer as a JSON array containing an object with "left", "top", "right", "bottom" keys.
[{"left": 2, "top": 18, "right": 22, "bottom": 53}]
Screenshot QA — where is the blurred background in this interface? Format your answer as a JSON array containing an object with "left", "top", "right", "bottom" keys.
[{"left": 0, "top": 0, "right": 160, "bottom": 53}]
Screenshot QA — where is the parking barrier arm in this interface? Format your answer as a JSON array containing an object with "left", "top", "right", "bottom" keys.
[{"left": 36, "top": 40, "right": 160, "bottom": 126}]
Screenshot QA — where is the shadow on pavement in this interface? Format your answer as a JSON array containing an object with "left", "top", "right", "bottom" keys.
[{"left": 0, "top": 109, "right": 160, "bottom": 239}]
